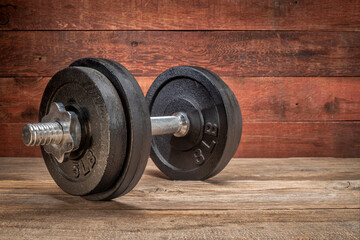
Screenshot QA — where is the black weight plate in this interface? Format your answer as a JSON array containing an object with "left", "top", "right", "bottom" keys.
[
  {"left": 70, "top": 58, "right": 151, "bottom": 200},
  {"left": 39, "top": 66, "right": 127, "bottom": 196},
  {"left": 146, "top": 66, "right": 242, "bottom": 180}
]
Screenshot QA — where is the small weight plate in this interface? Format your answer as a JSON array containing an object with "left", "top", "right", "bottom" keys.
[
  {"left": 70, "top": 58, "right": 151, "bottom": 200},
  {"left": 39, "top": 66, "right": 127, "bottom": 196},
  {"left": 146, "top": 66, "right": 242, "bottom": 180}
]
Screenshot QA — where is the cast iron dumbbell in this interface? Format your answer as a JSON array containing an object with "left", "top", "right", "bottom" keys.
[{"left": 22, "top": 58, "right": 242, "bottom": 201}]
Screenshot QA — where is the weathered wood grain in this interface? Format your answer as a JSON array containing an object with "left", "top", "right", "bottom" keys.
[
  {"left": 0, "top": 209, "right": 358, "bottom": 240},
  {"left": 1, "top": 157, "right": 359, "bottom": 181},
  {"left": 0, "top": 158, "right": 359, "bottom": 239},
  {"left": 0, "top": 158, "right": 358, "bottom": 210},
  {"left": 2, "top": 178, "right": 359, "bottom": 210},
  {"left": 0, "top": 0, "right": 359, "bottom": 31},
  {"left": 2, "top": 122, "right": 360, "bottom": 158},
  {"left": 237, "top": 121, "right": 360, "bottom": 158},
  {"left": 0, "top": 123, "right": 41, "bottom": 157},
  {"left": 1, "top": 157, "right": 359, "bottom": 182},
  {"left": 0, "top": 31, "right": 359, "bottom": 77},
  {"left": 1, "top": 76, "right": 360, "bottom": 123}
]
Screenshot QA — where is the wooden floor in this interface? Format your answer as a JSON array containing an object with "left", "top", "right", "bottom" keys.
[{"left": 0, "top": 157, "right": 359, "bottom": 239}]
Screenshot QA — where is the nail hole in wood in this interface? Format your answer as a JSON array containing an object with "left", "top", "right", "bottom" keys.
[{"left": 131, "top": 41, "right": 139, "bottom": 47}]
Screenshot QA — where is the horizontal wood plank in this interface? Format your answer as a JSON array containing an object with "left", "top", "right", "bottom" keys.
[
  {"left": 1, "top": 77, "right": 360, "bottom": 123},
  {"left": 0, "top": 0, "right": 359, "bottom": 31},
  {"left": 0, "top": 31, "right": 359, "bottom": 77},
  {"left": 237, "top": 121, "right": 360, "bottom": 158},
  {"left": 1, "top": 122, "right": 359, "bottom": 158},
  {"left": 3, "top": 179, "right": 359, "bottom": 210},
  {"left": 0, "top": 158, "right": 359, "bottom": 239},
  {"left": 0, "top": 209, "right": 359, "bottom": 240},
  {"left": 1, "top": 157, "right": 359, "bottom": 182},
  {"left": 0, "top": 158, "right": 359, "bottom": 211}
]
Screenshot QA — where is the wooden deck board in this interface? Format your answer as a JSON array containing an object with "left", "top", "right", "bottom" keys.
[
  {"left": 1, "top": 31, "right": 359, "bottom": 77},
  {"left": 0, "top": 0, "right": 359, "bottom": 31},
  {"left": 0, "top": 157, "right": 359, "bottom": 239}
]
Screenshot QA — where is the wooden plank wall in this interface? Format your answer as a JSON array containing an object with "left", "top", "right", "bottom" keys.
[{"left": 0, "top": 0, "right": 359, "bottom": 158}]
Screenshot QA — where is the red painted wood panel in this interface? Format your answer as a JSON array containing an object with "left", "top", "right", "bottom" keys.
[
  {"left": 0, "top": 0, "right": 359, "bottom": 30},
  {"left": 0, "top": 0, "right": 359, "bottom": 158},
  {"left": 1, "top": 76, "right": 360, "bottom": 123},
  {"left": 236, "top": 122, "right": 360, "bottom": 158},
  {"left": 0, "top": 31, "right": 359, "bottom": 77}
]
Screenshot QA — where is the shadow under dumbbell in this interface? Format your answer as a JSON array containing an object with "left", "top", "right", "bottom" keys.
[
  {"left": 204, "top": 179, "right": 234, "bottom": 186},
  {"left": 145, "top": 168, "right": 232, "bottom": 186},
  {"left": 145, "top": 169, "right": 169, "bottom": 180},
  {"left": 46, "top": 192, "right": 139, "bottom": 209}
]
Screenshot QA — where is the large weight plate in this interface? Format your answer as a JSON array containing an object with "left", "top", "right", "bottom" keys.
[
  {"left": 39, "top": 66, "right": 127, "bottom": 196},
  {"left": 146, "top": 66, "right": 242, "bottom": 180},
  {"left": 70, "top": 58, "right": 151, "bottom": 200}
]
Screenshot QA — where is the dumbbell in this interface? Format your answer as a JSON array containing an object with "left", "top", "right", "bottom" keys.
[{"left": 22, "top": 58, "right": 242, "bottom": 201}]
